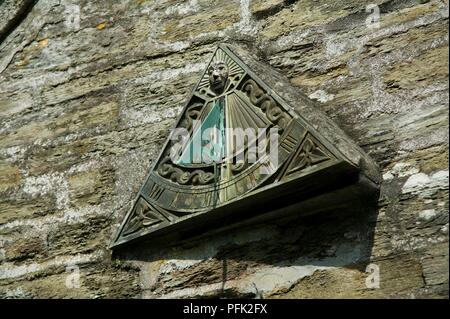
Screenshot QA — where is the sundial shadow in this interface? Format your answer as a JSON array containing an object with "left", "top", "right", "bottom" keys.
[{"left": 112, "top": 198, "right": 379, "bottom": 297}]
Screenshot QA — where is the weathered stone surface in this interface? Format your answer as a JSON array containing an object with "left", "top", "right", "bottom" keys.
[
  {"left": 268, "top": 252, "right": 427, "bottom": 298},
  {"left": 68, "top": 166, "right": 114, "bottom": 207},
  {"left": 0, "top": 263, "right": 140, "bottom": 298},
  {"left": 0, "top": 0, "right": 448, "bottom": 299},
  {"left": 0, "top": 0, "right": 36, "bottom": 43},
  {"left": 0, "top": 194, "right": 59, "bottom": 225},
  {"left": 0, "top": 162, "right": 22, "bottom": 192}
]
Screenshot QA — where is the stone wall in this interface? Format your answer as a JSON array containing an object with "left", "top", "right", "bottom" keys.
[{"left": 0, "top": 0, "right": 448, "bottom": 298}]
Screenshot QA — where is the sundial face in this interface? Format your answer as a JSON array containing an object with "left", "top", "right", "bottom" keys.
[
  {"left": 110, "top": 44, "right": 372, "bottom": 249},
  {"left": 139, "top": 47, "right": 297, "bottom": 214}
]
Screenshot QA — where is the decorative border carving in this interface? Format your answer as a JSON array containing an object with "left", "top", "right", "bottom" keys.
[{"left": 240, "top": 79, "right": 291, "bottom": 132}]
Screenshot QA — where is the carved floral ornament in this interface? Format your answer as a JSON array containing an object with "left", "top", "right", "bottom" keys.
[{"left": 111, "top": 44, "right": 380, "bottom": 249}]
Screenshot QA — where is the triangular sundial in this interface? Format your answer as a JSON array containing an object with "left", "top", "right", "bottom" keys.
[{"left": 111, "top": 44, "right": 380, "bottom": 249}]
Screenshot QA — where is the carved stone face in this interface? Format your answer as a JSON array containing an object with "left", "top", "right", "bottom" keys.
[{"left": 208, "top": 61, "right": 229, "bottom": 94}]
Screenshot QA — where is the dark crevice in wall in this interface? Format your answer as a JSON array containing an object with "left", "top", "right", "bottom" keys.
[
  {"left": 0, "top": 0, "right": 38, "bottom": 45},
  {"left": 379, "top": 0, "right": 431, "bottom": 14},
  {"left": 252, "top": 0, "right": 299, "bottom": 21},
  {"left": 325, "top": 0, "right": 433, "bottom": 32},
  {"left": 252, "top": 0, "right": 430, "bottom": 24}
]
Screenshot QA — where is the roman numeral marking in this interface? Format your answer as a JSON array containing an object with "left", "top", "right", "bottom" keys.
[
  {"left": 280, "top": 135, "right": 297, "bottom": 152},
  {"left": 149, "top": 184, "right": 164, "bottom": 201}
]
